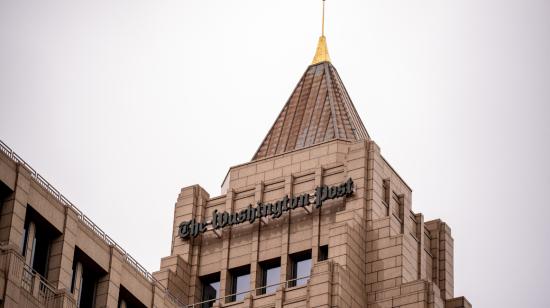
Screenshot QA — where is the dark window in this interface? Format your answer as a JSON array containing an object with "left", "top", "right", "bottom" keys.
[
  {"left": 78, "top": 268, "right": 98, "bottom": 308},
  {"left": 22, "top": 207, "right": 61, "bottom": 278},
  {"left": 31, "top": 225, "right": 51, "bottom": 277},
  {"left": 72, "top": 247, "right": 107, "bottom": 308},
  {"left": 228, "top": 266, "right": 250, "bottom": 302},
  {"left": 259, "top": 259, "right": 280, "bottom": 295},
  {"left": 289, "top": 251, "right": 311, "bottom": 287},
  {"left": 318, "top": 245, "right": 328, "bottom": 261},
  {"left": 201, "top": 273, "right": 220, "bottom": 308}
]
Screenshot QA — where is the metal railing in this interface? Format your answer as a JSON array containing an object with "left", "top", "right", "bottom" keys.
[
  {"left": 0, "top": 248, "right": 61, "bottom": 306},
  {"left": 185, "top": 274, "right": 317, "bottom": 308},
  {"left": 0, "top": 139, "right": 186, "bottom": 307},
  {"left": 21, "top": 263, "right": 56, "bottom": 304}
]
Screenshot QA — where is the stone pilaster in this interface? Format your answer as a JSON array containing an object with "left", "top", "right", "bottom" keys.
[
  {"left": 170, "top": 185, "right": 209, "bottom": 304},
  {"left": 47, "top": 207, "right": 79, "bottom": 291},
  {"left": 0, "top": 164, "right": 31, "bottom": 250},
  {"left": 426, "top": 219, "right": 454, "bottom": 301},
  {"left": 95, "top": 246, "right": 124, "bottom": 307}
]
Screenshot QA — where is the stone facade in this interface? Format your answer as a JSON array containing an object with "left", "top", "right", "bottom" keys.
[
  {"left": 0, "top": 59, "right": 470, "bottom": 307},
  {"left": 161, "top": 138, "right": 471, "bottom": 308}
]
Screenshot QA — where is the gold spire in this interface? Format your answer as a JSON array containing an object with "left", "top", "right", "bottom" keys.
[{"left": 312, "top": 0, "right": 331, "bottom": 65}]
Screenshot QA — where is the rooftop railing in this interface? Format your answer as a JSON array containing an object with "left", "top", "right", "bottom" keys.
[{"left": 0, "top": 139, "right": 186, "bottom": 307}]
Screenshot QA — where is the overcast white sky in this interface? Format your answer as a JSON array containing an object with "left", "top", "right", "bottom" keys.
[{"left": 1, "top": 0, "right": 549, "bottom": 306}]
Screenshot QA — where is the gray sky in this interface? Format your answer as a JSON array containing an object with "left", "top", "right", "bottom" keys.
[{"left": 1, "top": 0, "right": 549, "bottom": 306}]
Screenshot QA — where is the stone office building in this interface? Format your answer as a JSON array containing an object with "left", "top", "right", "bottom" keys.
[{"left": 0, "top": 33, "right": 470, "bottom": 308}]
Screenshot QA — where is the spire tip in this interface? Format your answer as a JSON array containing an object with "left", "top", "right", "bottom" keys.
[{"left": 312, "top": 0, "right": 330, "bottom": 64}]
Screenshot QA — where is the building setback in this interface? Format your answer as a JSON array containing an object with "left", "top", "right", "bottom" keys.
[{"left": 0, "top": 26, "right": 471, "bottom": 308}]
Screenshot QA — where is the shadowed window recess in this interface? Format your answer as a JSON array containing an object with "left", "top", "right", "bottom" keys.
[
  {"left": 318, "top": 245, "right": 329, "bottom": 261},
  {"left": 200, "top": 272, "right": 220, "bottom": 308},
  {"left": 20, "top": 207, "right": 61, "bottom": 278},
  {"left": 70, "top": 247, "right": 107, "bottom": 308}
]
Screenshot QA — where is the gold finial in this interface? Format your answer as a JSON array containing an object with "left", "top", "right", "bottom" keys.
[{"left": 312, "top": 0, "right": 331, "bottom": 65}]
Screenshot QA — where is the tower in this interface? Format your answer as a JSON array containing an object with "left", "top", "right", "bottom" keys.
[{"left": 155, "top": 2, "right": 472, "bottom": 307}]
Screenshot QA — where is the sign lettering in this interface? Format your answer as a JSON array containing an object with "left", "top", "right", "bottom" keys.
[{"left": 179, "top": 178, "right": 354, "bottom": 239}]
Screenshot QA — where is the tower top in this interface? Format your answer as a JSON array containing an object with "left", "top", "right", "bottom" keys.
[
  {"left": 252, "top": 0, "right": 369, "bottom": 161},
  {"left": 312, "top": 0, "right": 331, "bottom": 64}
]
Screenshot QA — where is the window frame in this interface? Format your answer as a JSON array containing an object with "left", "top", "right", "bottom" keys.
[
  {"left": 288, "top": 250, "right": 312, "bottom": 288},
  {"left": 227, "top": 265, "right": 251, "bottom": 303},
  {"left": 258, "top": 258, "right": 281, "bottom": 295},
  {"left": 200, "top": 272, "right": 221, "bottom": 308}
]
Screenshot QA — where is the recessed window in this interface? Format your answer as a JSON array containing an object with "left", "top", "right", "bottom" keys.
[
  {"left": 228, "top": 266, "right": 250, "bottom": 302},
  {"left": 318, "top": 245, "right": 328, "bottom": 261},
  {"left": 70, "top": 247, "right": 106, "bottom": 308},
  {"left": 289, "top": 250, "right": 312, "bottom": 287},
  {"left": 31, "top": 224, "right": 53, "bottom": 277},
  {"left": 22, "top": 208, "right": 61, "bottom": 278},
  {"left": 259, "top": 259, "right": 281, "bottom": 295},
  {"left": 200, "top": 273, "right": 220, "bottom": 308},
  {"left": 78, "top": 268, "right": 99, "bottom": 308}
]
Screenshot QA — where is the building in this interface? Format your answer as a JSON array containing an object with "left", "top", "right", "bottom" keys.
[{"left": 0, "top": 10, "right": 471, "bottom": 308}]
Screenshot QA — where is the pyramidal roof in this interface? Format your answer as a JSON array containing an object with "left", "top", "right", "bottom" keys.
[
  {"left": 252, "top": 1, "right": 369, "bottom": 161},
  {"left": 252, "top": 58, "right": 370, "bottom": 160}
]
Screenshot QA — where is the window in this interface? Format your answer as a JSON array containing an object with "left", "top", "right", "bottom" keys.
[
  {"left": 289, "top": 250, "right": 311, "bottom": 287},
  {"left": 78, "top": 269, "right": 98, "bottom": 308},
  {"left": 31, "top": 225, "right": 51, "bottom": 277},
  {"left": 21, "top": 208, "right": 61, "bottom": 278},
  {"left": 71, "top": 247, "right": 107, "bottom": 308},
  {"left": 259, "top": 259, "right": 280, "bottom": 295},
  {"left": 200, "top": 273, "right": 220, "bottom": 308},
  {"left": 318, "top": 245, "right": 328, "bottom": 261},
  {"left": 227, "top": 266, "right": 250, "bottom": 302}
]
